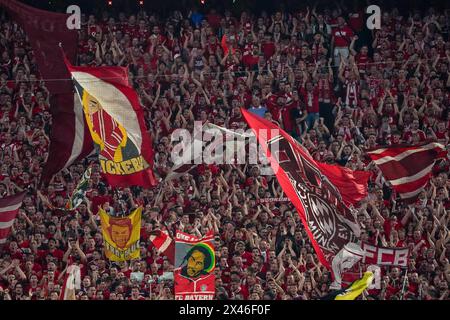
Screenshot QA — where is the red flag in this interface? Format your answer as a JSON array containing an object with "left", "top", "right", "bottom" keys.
[
  {"left": 149, "top": 230, "right": 175, "bottom": 264},
  {"left": 63, "top": 57, "right": 157, "bottom": 188},
  {"left": 0, "top": 0, "right": 93, "bottom": 184},
  {"left": 367, "top": 142, "right": 446, "bottom": 203},
  {"left": 361, "top": 242, "right": 410, "bottom": 267},
  {"left": 241, "top": 108, "right": 369, "bottom": 269},
  {"left": 0, "top": 192, "right": 26, "bottom": 245}
]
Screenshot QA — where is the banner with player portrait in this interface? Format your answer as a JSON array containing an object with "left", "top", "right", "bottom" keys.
[
  {"left": 174, "top": 231, "right": 215, "bottom": 300},
  {"left": 99, "top": 207, "right": 142, "bottom": 261},
  {"left": 63, "top": 55, "right": 157, "bottom": 188},
  {"left": 241, "top": 108, "right": 370, "bottom": 270}
]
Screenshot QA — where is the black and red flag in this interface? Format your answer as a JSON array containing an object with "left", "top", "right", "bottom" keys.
[
  {"left": 241, "top": 108, "right": 370, "bottom": 269},
  {"left": 367, "top": 141, "right": 446, "bottom": 203}
]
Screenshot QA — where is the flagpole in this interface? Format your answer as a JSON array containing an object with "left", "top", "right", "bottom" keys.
[{"left": 400, "top": 268, "right": 408, "bottom": 300}]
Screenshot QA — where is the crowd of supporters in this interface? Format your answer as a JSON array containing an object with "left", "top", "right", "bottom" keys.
[{"left": 0, "top": 2, "right": 449, "bottom": 300}]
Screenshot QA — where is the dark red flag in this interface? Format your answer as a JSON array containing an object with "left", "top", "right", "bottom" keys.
[
  {"left": 0, "top": 192, "right": 26, "bottom": 246},
  {"left": 149, "top": 230, "right": 175, "bottom": 264},
  {"left": 0, "top": 0, "right": 93, "bottom": 184},
  {"left": 367, "top": 142, "right": 446, "bottom": 203},
  {"left": 241, "top": 108, "right": 369, "bottom": 268}
]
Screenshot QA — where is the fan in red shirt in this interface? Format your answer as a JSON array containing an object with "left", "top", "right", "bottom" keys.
[
  {"left": 332, "top": 16, "right": 354, "bottom": 66},
  {"left": 300, "top": 82, "right": 320, "bottom": 129}
]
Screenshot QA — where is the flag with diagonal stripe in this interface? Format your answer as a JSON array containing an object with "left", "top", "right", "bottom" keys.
[
  {"left": 0, "top": 192, "right": 26, "bottom": 246},
  {"left": 367, "top": 142, "right": 446, "bottom": 203},
  {"left": 149, "top": 230, "right": 175, "bottom": 264}
]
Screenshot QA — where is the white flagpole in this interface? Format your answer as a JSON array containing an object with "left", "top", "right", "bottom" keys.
[{"left": 400, "top": 268, "right": 408, "bottom": 300}]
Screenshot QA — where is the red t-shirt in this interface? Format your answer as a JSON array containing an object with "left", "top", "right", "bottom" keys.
[
  {"left": 300, "top": 87, "right": 320, "bottom": 113},
  {"left": 332, "top": 26, "right": 354, "bottom": 47}
]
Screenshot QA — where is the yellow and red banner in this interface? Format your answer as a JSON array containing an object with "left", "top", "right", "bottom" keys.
[
  {"left": 99, "top": 207, "right": 142, "bottom": 261},
  {"left": 63, "top": 56, "right": 156, "bottom": 188},
  {"left": 174, "top": 231, "right": 215, "bottom": 300}
]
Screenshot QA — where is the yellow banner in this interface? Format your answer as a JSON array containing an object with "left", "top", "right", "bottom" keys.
[
  {"left": 335, "top": 271, "right": 374, "bottom": 300},
  {"left": 99, "top": 207, "right": 142, "bottom": 261}
]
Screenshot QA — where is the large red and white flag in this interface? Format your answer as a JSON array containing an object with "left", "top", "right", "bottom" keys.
[
  {"left": 149, "top": 230, "right": 175, "bottom": 264},
  {"left": 367, "top": 142, "right": 446, "bottom": 203},
  {"left": 241, "top": 108, "right": 370, "bottom": 269},
  {"left": 63, "top": 56, "right": 157, "bottom": 188},
  {"left": 0, "top": 192, "right": 26, "bottom": 245}
]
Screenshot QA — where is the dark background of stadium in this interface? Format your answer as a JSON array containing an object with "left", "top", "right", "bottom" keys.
[{"left": 19, "top": 0, "right": 450, "bottom": 16}]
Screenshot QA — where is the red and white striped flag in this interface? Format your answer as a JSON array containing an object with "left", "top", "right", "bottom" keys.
[
  {"left": 367, "top": 142, "right": 446, "bottom": 202},
  {"left": 60, "top": 264, "right": 81, "bottom": 300},
  {"left": 0, "top": 192, "right": 26, "bottom": 245},
  {"left": 149, "top": 230, "right": 175, "bottom": 264}
]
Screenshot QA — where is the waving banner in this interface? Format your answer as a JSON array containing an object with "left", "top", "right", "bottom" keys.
[
  {"left": 149, "top": 230, "right": 175, "bottom": 264},
  {"left": 366, "top": 142, "right": 446, "bottom": 203},
  {"left": 99, "top": 207, "right": 142, "bottom": 261},
  {"left": 0, "top": 192, "right": 26, "bottom": 245},
  {"left": 65, "top": 167, "right": 92, "bottom": 211},
  {"left": 0, "top": 0, "right": 94, "bottom": 184},
  {"left": 174, "top": 231, "right": 215, "bottom": 300},
  {"left": 361, "top": 242, "right": 409, "bottom": 267},
  {"left": 63, "top": 55, "right": 157, "bottom": 188},
  {"left": 241, "top": 108, "right": 370, "bottom": 269}
]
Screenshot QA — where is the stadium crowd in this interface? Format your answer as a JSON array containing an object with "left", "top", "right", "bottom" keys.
[{"left": 0, "top": 1, "right": 449, "bottom": 300}]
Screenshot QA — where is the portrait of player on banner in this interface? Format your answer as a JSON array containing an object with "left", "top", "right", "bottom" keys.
[
  {"left": 99, "top": 207, "right": 142, "bottom": 262},
  {"left": 174, "top": 232, "right": 216, "bottom": 300}
]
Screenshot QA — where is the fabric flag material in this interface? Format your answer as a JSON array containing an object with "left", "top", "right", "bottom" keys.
[
  {"left": 65, "top": 167, "right": 92, "bottom": 211},
  {"left": 149, "top": 230, "right": 175, "bottom": 264},
  {"left": 174, "top": 231, "right": 215, "bottom": 300},
  {"left": 165, "top": 122, "right": 228, "bottom": 181},
  {"left": 323, "top": 271, "right": 374, "bottom": 300},
  {"left": 60, "top": 264, "right": 81, "bottom": 300},
  {"left": 241, "top": 108, "right": 370, "bottom": 269},
  {"left": 361, "top": 242, "right": 409, "bottom": 267},
  {"left": 0, "top": 0, "right": 93, "bottom": 184},
  {"left": 0, "top": 192, "right": 26, "bottom": 245},
  {"left": 38, "top": 167, "right": 91, "bottom": 212},
  {"left": 63, "top": 57, "right": 157, "bottom": 188},
  {"left": 367, "top": 142, "right": 446, "bottom": 203},
  {"left": 165, "top": 139, "right": 201, "bottom": 181},
  {"left": 99, "top": 207, "right": 142, "bottom": 261},
  {"left": 330, "top": 243, "right": 365, "bottom": 290}
]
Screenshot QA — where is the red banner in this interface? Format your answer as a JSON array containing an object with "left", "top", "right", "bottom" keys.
[
  {"left": 64, "top": 58, "right": 157, "bottom": 188},
  {"left": 241, "top": 108, "right": 370, "bottom": 269},
  {"left": 174, "top": 231, "right": 215, "bottom": 300},
  {"left": 361, "top": 242, "right": 409, "bottom": 267}
]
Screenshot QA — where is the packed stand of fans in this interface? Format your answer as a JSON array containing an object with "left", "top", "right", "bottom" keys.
[{"left": 0, "top": 3, "right": 449, "bottom": 300}]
